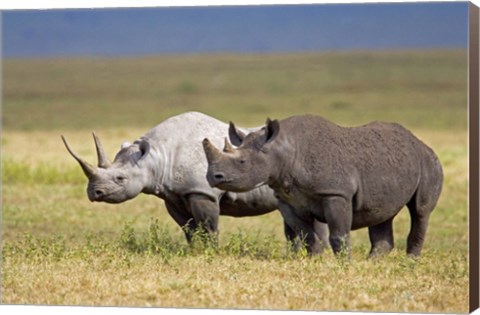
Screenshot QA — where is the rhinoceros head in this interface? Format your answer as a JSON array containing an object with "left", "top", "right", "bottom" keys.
[
  {"left": 61, "top": 132, "right": 152, "bottom": 203},
  {"left": 202, "top": 119, "right": 280, "bottom": 192}
]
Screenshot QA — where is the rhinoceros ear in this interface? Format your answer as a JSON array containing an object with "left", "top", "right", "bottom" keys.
[
  {"left": 229, "top": 121, "right": 246, "bottom": 146},
  {"left": 265, "top": 118, "right": 280, "bottom": 144},
  {"left": 138, "top": 139, "right": 150, "bottom": 159}
]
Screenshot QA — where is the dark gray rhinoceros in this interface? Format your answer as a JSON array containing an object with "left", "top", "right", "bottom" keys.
[
  {"left": 61, "top": 111, "right": 328, "bottom": 243},
  {"left": 203, "top": 114, "right": 443, "bottom": 257}
]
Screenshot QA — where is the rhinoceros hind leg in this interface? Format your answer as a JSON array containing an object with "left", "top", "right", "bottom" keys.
[
  {"left": 368, "top": 217, "right": 394, "bottom": 258},
  {"left": 406, "top": 154, "right": 442, "bottom": 257},
  {"left": 313, "top": 220, "right": 330, "bottom": 249},
  {"left": 406, "top": 196, "right": 432, "bottom": 257}
]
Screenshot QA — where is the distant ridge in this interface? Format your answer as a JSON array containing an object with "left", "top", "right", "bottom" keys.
[{"left": 2, "top": 2, "right": 468, "bottom": 58}]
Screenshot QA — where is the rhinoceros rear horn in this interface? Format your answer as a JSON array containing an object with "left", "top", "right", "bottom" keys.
[
  {"left": 202, "top": 138, "right": 222, "bottom": 163},
  {"left": 61, "top": 135, "right": 97, "bottom": 179},
  {"left": 92, "top": 131, "right": 112, "bottom": 168},
  {"left": 223, "top": 137, "right": 235, "bottom": 153}
]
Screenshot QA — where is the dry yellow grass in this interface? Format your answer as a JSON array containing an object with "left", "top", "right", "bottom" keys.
[
  {"left": 2, "top": 250, "right": 468, "bottom": 311},
  {"left": 1, "top": 128, "right": 469, "bottom": 312}
]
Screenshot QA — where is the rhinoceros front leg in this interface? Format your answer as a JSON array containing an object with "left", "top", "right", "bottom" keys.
[
  {"left": 165, "top": 195, "right": 220, "bottom": 243},
  {"left": 164, "top": 200, "right": 197, "bottom": 243},
  {"left": 322, "top": 195, "right": 352, "bottom": 257},
  {"left": 185, "top": 193, "right": 220, "bottom": 241},
  {"left": 278, "top": 200, "right": 325, "bottom": 255}
]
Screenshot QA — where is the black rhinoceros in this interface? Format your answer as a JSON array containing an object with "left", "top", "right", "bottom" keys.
[
  {"left": 62, "top": 111, "right": 328, "bottom": 244},
  {"left": 203, "top": 114, "right": 443, "bottom": 257}
]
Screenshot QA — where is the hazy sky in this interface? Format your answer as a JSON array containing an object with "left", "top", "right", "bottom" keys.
[{"left": 2, "top": 2, "right": 469, "bottom": 57}]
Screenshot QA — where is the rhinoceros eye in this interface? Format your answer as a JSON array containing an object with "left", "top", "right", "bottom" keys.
[
  {"left": 239, "top": 159, "right": 246, "bottom": 164},
  {"left": 116, "top": 175, "right": 127, "bottom": 182}
]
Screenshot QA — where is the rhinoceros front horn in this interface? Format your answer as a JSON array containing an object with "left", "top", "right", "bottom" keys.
[
  {"left": 202, "top": 138, "right": 222, "bottom": 163},
  {"left": 61, "top": 135, "right": 97, "bottom": 179},
  {"left": 92, "top": 131, "right": 112, "bottom": 168}
]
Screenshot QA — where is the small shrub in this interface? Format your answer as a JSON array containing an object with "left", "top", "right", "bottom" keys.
[
  {"left": 117, "top": 219, "right": 187, "bottom": 263},
  {"left": 146, "top": 218, "right": 185, "bottom": 263},
  {"left": 186, "top": 225, "right": 219, "bottom": 257},
  {"left": 223, "top": 231, "right": 252, "bottom": 257},
  {"left": 223, "top": 231, "right": 283, "bottom": 260},
  {"left": 6, "top": 233, "right": 70, "bottom": 261},
  {"left": 119, "top": 221, "right": 139, "bottom": 253}
]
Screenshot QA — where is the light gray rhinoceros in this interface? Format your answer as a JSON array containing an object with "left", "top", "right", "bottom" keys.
[
  {"left": 203, "top": 114, "right": 443, "bottom": 257},
  {"left": 62, "top": 111, "right": 328, "bottom": 244}
]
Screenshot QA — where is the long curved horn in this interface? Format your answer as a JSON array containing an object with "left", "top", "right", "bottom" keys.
[
  {"left": 202, "top": 138, "right": 223, "bottom": 163},
  {"left": 92, "top": 131, "right": 111, "bottom": 168},
  {"left": 223, "top": 137, "right": 235, "bottom": 153},
  {"left": 61, "top": 135, "right": 96, "bottom": 178}
]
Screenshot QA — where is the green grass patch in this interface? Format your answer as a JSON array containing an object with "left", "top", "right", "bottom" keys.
[{"left": 2, "top": 159, "right": 85, "bottom": 185}]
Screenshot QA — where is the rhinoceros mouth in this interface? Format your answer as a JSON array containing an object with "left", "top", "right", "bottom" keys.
[
  {"left": 87, "top": 187, "right": 125, "bottom": 203},
  {"left": 207, "top": 176, "right": 232, "bottom": 188},
  {"left": 215, "top": 180, "right": 267, "bottom": 193},
  {"left": 90, "top": 194, "right": 128, "bottom": 204},
  {"left": 206, "top": 171, "right": 266, "bottom": 192},
  {"left": 214, "top": 179, "right": 233, "bottom": 188}
]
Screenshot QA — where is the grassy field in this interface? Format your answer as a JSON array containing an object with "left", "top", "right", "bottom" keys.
[{"left": 1, "top": 49, "right": 469, "bottom": 312}]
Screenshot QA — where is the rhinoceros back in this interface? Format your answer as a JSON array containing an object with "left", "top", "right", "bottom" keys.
[
  {"left": 275, "top": 115, "right": 442, "bottom": 229},
  {"left": 142, "top": 112, "right": 248, "bottom": 199}
]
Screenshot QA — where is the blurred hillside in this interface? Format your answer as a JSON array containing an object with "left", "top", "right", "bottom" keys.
[{"left": 2, "top": 50, "right": 467, "bottom": 131}]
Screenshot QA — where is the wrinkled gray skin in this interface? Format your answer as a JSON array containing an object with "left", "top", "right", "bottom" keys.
[
  {"left": 203, "top": 114, "right": 443, "bottom": 257},
  {"left": 62, "top": 111, "right": 328, "bottom": 244}
]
